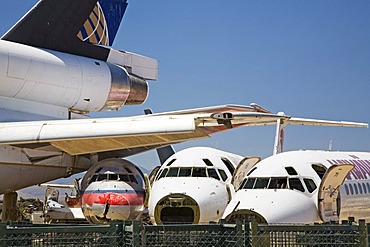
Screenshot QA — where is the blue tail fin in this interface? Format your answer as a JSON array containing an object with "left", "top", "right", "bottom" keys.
[{"left": 78, "top": 0, "right": 128, "bottom": 46}]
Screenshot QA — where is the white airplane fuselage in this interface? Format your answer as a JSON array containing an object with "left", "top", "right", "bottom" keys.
[
  {"left": 80, "top": 158, "right": 147, "bottom": 224},
  {"left": 222, "top": 150, "right": 370, "bottom": 224},
  {"left": 149, "top": 147, "right": 243, "bottom": 224}
]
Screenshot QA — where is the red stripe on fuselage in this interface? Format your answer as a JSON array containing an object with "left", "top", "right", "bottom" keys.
[{"left": 82, "top": 192, "right": 144, "bottom": 206}]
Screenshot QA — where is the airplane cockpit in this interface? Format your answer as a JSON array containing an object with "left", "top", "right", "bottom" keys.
[{"left": 155, "top": 167, "right": 229, "bottom": 182}]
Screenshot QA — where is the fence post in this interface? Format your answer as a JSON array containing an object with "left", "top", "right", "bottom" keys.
[
  {"left": 250, "top": 219, "right": 258, "bottom": 247},
  {"left": 235, "top": 219, "right": 243, "bottom": 247},
  {"left": 132, "top": 220, "right": 141, "bottom": 247},
  {"left": 359, "top": 219, "right": 368, "bottom": 247}
]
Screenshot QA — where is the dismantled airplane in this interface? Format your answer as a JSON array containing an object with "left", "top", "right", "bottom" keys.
[
  {"left": 147, "top": 118, "right": 368, "bottom": 225},
  {"left": 0, "top": 0, "right": 368, "bottom": 223},
  {"left": 223, "top": 150, "right": 370, "bottom": 224}
]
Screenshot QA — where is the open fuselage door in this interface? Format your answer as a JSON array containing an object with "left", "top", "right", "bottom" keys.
[
  {"left": 318, "top": 164, "right": 354, "bottom": 222},
  {"left": 231, "top": 157, "right": 261, "bottom": 190}
]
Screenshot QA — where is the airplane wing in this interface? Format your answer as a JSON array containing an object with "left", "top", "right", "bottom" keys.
[{"left": 0, "top": 104, "right": 367, "bottom": 156}]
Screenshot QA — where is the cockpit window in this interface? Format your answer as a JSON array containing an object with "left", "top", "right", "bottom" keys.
[
  {"left": 218, "top": 169, "right": 228, "bottom": 182},
  {"left": 268, "top": 178, "right": 287, "bottom": 189},
  {"left": 129, "top": 175, "right": 138, "bottom": 184},
  {"left": 167, "top": 167, "right": 179, "bottom": 177},
  {"left": 247, "top": 167, "right": 257, "bottom": 176},
  {"left": 289, "top": 178, "right": 305, "bottom": 192},
  {"left": 179, "top": 167, "right": 192, "bottom": 177},
  {"left": 208, "top": 168, "right": 220, "bottom": 180},
  {"left": 303, "top": 178, "right": 317, "bottom": 193},
  {"left": 312, "top": 164, "right": 327, "bottom": 179},
  {"left": 241, "top": 177, "right": 288, "bottom": 190},
  {"left": 254, "top": 178, "right": 269, "bottom": 189},
  {"left": 157, "top": 168, "right": 168, "bottom": 180},
  {"left": 244, "top": 178, "right": 256, "bottom": 189},
  {"left": 193, "top": 167, "right": 207, "bottom": 177},
  {"left": 125, "top": 167, "right": 132, "bottom": 173},
  {"left": 221, "top": 158, "right": 235, "bottom": 174},
  {"left": 155, "top": 167, "right": 225, "bottom": 181},
  {"left": 203, "top": 159, "right": 213, "bottom": 166},
  {"left": 166, "top": 159, "right": 176, "bottom": 167},
  {"left": 285, "top": 167, "right": 298, "bottom": 175}
]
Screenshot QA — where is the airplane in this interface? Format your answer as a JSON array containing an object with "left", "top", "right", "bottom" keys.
[
  {"left": 39, "top": 183, "right": 86, "bottom": 223},
  {"left": 147, "top": 114, "right": 368, "bottom": 225},
  {"left": 0, "top": 0, "right": 310, "bottom": 221},
  {"left": 76, "top": 158, "right": 150, "bottom": 224},
  {"left": 222, "top": 150, "right": 370, "bottom": 224},
  {"left": 0, "top": 0, "right": 367, "bottom": 224}
]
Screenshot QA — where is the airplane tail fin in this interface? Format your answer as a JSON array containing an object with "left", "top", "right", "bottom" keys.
[
  {"left": 78, "top": 0, "right": 128, "bottom": 46},
  {"left": 273, "top": 115, "right": 287, "bottom": 155}
]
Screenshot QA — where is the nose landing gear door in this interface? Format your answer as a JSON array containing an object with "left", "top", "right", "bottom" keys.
[
  {"left": 231, "top": 157, "right": 261, "bottom": 190},
  {"left": 318, "top": 164, "right": 354, "bottom": 223}
]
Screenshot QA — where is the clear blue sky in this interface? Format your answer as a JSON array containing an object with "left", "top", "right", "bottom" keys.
[{"left": 1, "top": 1, "right": 369, "bottom": 170}]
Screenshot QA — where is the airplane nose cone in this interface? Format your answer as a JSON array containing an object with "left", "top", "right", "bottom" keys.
[
  {"left": 223, "top": 190, "right": 319, "bottom": 224},
  {"left": 154, "top": 193, "right": 200, "bottom": 224}
]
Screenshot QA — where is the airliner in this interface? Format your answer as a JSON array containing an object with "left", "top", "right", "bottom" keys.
[
  {"left": 148, "top": 116, "right": 368, "bottom": 225},
  {"left": 0, "top": 0, "right": 367, "bottom": 223},
  {"left": 222, "top": 150, "right": 370, "bottom": 224},
  {"left": 77, "top": 158, "right": 149, "bottom": 224},
  {"left": 0, "top": 0, "right": 323, "bottom": 220}
]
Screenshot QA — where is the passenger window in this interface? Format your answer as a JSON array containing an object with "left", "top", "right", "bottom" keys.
[
  {"left": 207, "top": 168, "right": 220, "bottom": 180},
  {"left": 218, "top": 169, "right": 228, "bottom": 182},
  {"left": 244, "top": 178, "right": 256, "bottom": 189},
  {"left": 311, "top": 164, "right": 327, "bottom": 179},
  {"left": 166, "top": 167, "right": 179, "bottom": 177},
  {"left": 303, "top": 178, "right": 317, "bottom": 193},
  {"left": 363, "top": 183, "right": 368, "bottom": 194},
  {"left": 203, "top": 159, "right": 214, "bottom": 166},
  {"left": 192, "top": 168, "right": 207, "bottom": 177},
  {"left": 179, "top": 167, "right": 192, "bottom": 177},
  {"left": 349, "top": 183, "right": 354, "bottom": 194},
  {"left": 254, "top": 178, "right": 269, "bottom": 189},
  {"left": 289, "top": 178, "right": 305, "bottom": 192},
  {"left": 285, "top": 167, "right": 298, "bottom": 175},
  {"left": 344, "top": 184, "right": 349, "bottom": 195},
  {"left": 354, "top": 183, "right": 358, "bottom": 194},
  {"left": 358, "top": 183, "right": 363, "bottom": 194},
  {"left": 221, "top": 158, "right": 235, "bottom": 174}
]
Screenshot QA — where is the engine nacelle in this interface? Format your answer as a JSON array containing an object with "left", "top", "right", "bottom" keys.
[{"left": 0, "top": 40, "right": 149, "bottom": 116}]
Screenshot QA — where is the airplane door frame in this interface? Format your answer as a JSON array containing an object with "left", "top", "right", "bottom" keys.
[
  {"left": 318, "top": 164, "right": 354, "bottom": 222},
  {"left": 231, "top": 157, "right": 261, "bottom": 190}
]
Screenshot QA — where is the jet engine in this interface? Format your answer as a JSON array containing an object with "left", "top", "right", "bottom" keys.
[{"left": 0, "top": 41, "right": 156, "bottom": 118}]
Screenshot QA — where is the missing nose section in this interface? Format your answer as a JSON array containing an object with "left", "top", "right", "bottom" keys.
[{"left": 154, "top": 193, "right": 200, "bottom": 224}]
